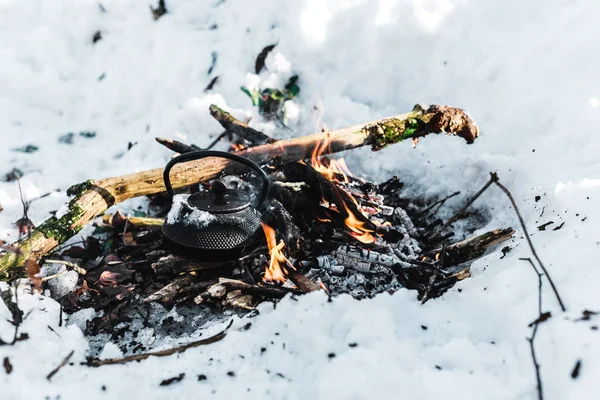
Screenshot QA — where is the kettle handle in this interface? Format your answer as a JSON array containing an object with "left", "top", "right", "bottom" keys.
[{"left": 163, "top": 150, "right": 271, "bottom": 212}]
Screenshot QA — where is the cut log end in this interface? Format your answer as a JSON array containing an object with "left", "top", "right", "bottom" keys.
[{"left": 364, "top": 104, "right": 479, "bottom": 151}]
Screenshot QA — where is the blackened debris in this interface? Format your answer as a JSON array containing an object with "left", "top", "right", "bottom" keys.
[
  {"left": 571, "top": 360, "right": 581, "bottom": 379},
  {"left": 255, "top": 44, "right": 276, "bottom": 74},
  {"left": 92, "top": 31, "right": 102, "bottom": 44},
  {"left": 500, "top": 246, "right": 512, "bottom": 259},
  {"left": 3, "top": 357, "right": 12, "bottom": 374},
  {"left": 151, "top": 0, "right": 168, "bottom": 21},
  {"left": 198, "top": 374, "right": 207, "bottom": 381},
  {"left": 528, "top": 312, "right": 552, "bottom": 327},
  {"left": 435, "top": 365, "right": 443, "bottom": 370},
  {"left": 227, "top": 371, "right": 235, "bottom": 377},
  {"left": 348, "top": 343, "right": 358, "bottom": 348},
  {"left": 208, "top": 51, "right": 217, "bottom": 74},
  {"left": 552, "top": 222, "right": 565, "bottom": 231},
  {"left": 13, "top": 144, "right": 39, "bottom": 153},
  {"left": 535, "top": 195, "right": 541, "bottom": 202},
  {"left": 80, "top": 131, "right": 97, "bottom": 138},
  {"left": 537, "top": 221, "right": 554, "bottom": 231},
  {"left": 4, "top": 168, "right": 24, "bottom": 182},
  {"left": 160, "top": 373, "right": 185, "bottom": 386},
  {"left": 59, "top": 133, "right": 75, "bottom": 144},
  {"left": 421, "top": 325, "right": 428, "bottom": 330},
  {"left": 327, "top": 353, "right": 336, "bottom": 359},
  {"left": 577, "top": 310, "right": 598, "bottom": 321},
  {"left": 204, "top": 76, "right": 219, "bottom": 92}
]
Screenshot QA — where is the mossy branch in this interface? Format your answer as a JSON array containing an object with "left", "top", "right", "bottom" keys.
[{"left": 0, "top": 104, "right": 478, "bottom": 280}]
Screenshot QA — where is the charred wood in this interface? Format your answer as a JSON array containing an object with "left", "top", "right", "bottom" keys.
[{"left": 423, "top": 228, "right": 515, "bottom": 265}]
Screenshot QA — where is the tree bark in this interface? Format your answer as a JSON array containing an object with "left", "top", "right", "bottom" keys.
[{"left": 0, "top": 103, "right": 478, "bottom": 278}]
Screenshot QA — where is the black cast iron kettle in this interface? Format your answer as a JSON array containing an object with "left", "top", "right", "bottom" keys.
[{"left": 162, "top": 150, "right": 270, "bottom": 261}]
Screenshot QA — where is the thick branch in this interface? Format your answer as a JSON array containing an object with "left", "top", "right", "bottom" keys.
[{"left": 0, "top": 104, "right": 478, "bottom": 278}]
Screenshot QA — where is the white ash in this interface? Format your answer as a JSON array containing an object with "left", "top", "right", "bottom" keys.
[
  {"left": 166, "top": 194, "right": 216, "bottom": 227},
  {"left": 307, "top": 250, "right": 402, "bottom": 299},
  {"left": 392, "top": 207, "right": 419, "bottom": 237},
  {"left": 336, "top": 245, "right": 401, "bottom": 272}
]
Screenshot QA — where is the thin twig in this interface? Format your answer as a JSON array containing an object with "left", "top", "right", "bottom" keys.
[
  {"left": 46, "top": 350, "right": 74, "bottom": 380},
  {"left": 0, "top": 179, "right": 29, "bottom": 345},
  {"left": 87, "top": 326, "right": 230, "bottom": 367},
  {"left": 417, "top": 191, "right": 460, "bottom": 219},
  {"left": 41, "top": 269, "right": 69, "bottom": 282},
  {"left": 494, "top": 176, "right": 566, "bottom": 311},
  {"left": 521, "top": 257, "right": 544, "bottom": 400},
  {"left": 428, "top": 177, "right": 496, "bottom": 240}
]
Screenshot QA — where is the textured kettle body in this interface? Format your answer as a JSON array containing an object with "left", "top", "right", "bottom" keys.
[
  {"left": 162, "top": 198, "right": 262, "bottom": 250},
  {"left": 161, "top": 150, "right": 270, "bottom": 260}
]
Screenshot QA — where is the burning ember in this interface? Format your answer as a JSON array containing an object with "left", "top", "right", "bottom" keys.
[{"left": 261, "top": 222, "right": 294, "bottom": 283}]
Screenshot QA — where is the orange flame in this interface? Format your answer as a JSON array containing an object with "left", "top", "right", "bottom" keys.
[
  {"left": 261, "top": 222, "right": 294, "bottom": 283},
  {"left": 231, "top": 143, "right": 246, "bottom": 152},
  {"left": 310, "top": 135, "right": 353, "bottom": 183},
  {"left": 342, "top": 201, "right": 377, "bottom": 244}
]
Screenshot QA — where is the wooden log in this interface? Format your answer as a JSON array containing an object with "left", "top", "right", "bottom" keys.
[
  {"left": 286, "top": 269, "right": 321, "bottom": 293},
  {"left": 0, "top": 103, "right": 478, "bottom": 278}
]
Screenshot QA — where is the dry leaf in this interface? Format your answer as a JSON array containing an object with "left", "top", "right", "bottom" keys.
[{"left": 24, "top": 258, "right": 42, "bottom": 292}]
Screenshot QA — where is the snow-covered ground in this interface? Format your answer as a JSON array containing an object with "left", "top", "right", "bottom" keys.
[{"left": 1, "top": 0, "right": 599, "bottom": 398}]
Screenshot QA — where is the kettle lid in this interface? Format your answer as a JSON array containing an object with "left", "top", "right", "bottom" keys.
[{"left": 188, "top": 181, "right": 251, "bottom": 214}]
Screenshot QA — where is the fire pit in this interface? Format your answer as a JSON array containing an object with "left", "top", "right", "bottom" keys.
[{"left": 0, "top": 103, "right": 514, "bottom": 360}]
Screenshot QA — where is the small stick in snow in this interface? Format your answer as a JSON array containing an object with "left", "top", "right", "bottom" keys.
[
  {"left": 520, "top": 257, "right": 545, "bottom": 400},
  {"left": 46, "top": 350, "right": 74, "bottom": 380},
  {"left": 494, "top": 177, "right": 566, "bottom": 312},
  {"left": 87, "top": 325, "right": 230, "bottom": 367}
]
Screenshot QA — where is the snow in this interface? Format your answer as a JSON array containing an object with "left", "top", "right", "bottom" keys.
[
  {"left": 1, "top": 0, "right": 599, "bottom": 399},
  {"left": 166, "top": 193, "right": 216, "bottom": 227}
]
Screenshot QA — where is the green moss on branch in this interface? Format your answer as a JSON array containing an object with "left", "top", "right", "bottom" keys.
[{"left": 364, "top": 104, "right": 479, "bottom": 151}]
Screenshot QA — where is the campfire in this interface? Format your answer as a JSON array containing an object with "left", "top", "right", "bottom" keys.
[{"left": 0, "top": 103, "right": 514, "bottom": 357}]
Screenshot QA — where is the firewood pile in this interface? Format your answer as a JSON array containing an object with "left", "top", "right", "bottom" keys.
[{"left": 0, "top": 103, "right": 514, "bottom": 352}]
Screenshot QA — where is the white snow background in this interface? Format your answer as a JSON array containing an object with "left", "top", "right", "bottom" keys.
[{"left": 1, "top": 0, "right": 599, "bottom": 399}]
